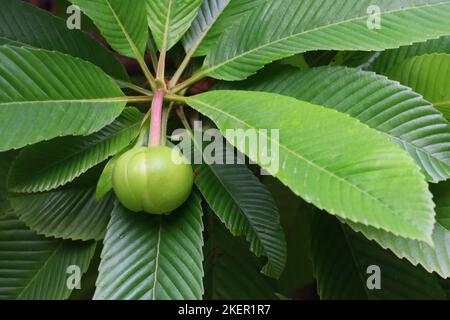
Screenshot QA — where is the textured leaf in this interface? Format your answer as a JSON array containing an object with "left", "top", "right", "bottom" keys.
[
  {"left": 94, "top": 193, "right": 204, "bottom": 300},
  {"left": 186, "top": 91, "right": 435, "bottom": 243},
  {"left": 96, "top": 155, "right": 119, "bottom": 201},
  {"left": 0, "top": 46, "right": 126, "bottom": 152},
  {"left": 0, "top": 214, "right": 95, "bottom": 300},
  {"left": 9, "top": 108, "right": 143, "bottom": 193},
  {"left": 432, "top": 181, "right": 450, "bottom": 230},
  {"left": 94, "top": 132, "right": 138, "bottom": 201},
  {"left": 217, "top": 65, "right": 450, "bottom": 182},
  {"left": 346, "top": 220, "right": 450, "bottom": 278},
  {"left": 204, "top": 216, "right": 276, "bottom": 299},
  {"left": 441, "top": 278, "right": 450, "bottom": 297},
  {"left": 195, "top": 160, "right": 286, "bottom": 278},
  {"left": 387, "top": 53, "right": 450, "bottom": 119},
  {"left": 372, "top": 36, "right": 450, "bottom": 74},
  {"left": 203, "top": 0, "right": 450, "bottom": 80},
  {"left": 146, "top": 0, "right": 203, "bottom": 51},
  {"left": 338, "top": 51, "right": 380, "bottom": 68},
  {"left": 69, "top": 0, "right": 148, "bottom": 59},
  {"left": 0, "top": 152, "right": 17, "bottom": 214},
  {"left": 263, "top": 176, "right": 314, "bottom": 293},
  {"left": 0, "top": 0, "right": 128, "bottom": 80},
  {"left": 192, "top": 0, "right": 269, "bottom": 57},
  {"left": 182, "top": 0, "right": 231, "bottom": 54},
  {"left": 10, "top": 185, "right": 115, "bottom": 241},
  {"left": 311, "top": 211, "right": 446, "bottom": 299},
  {"left": 0, "top": 39, "right": 23, "bottom": 47},
  {"left": 279, "top": 53, "right": 310, "bottom": 70}
]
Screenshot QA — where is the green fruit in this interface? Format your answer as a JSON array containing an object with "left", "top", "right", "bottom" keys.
[{"left": 112, "top": 146, "right": 193, "bottom": 214}]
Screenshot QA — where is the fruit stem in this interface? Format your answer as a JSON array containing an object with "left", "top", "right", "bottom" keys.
[{"left": 149, "top": 88, "right": 164, "bottom": 147}]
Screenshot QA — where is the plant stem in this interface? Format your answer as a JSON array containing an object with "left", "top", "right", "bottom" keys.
[
  {"left": 177, "top": 106, "right": 193, "bottom": 135},
  {"left": 157, "top": 53, "right": 166, "bottom": 84},
  {"left": 115, "top": 79, "right": 153, "bottom": 96},
  {"left": 149, "top": 89, "right": 165, "bottom": 147},
  {"left": 172, "top": 70, "right": 207, "bottom": 94},
  {"left": 156, "top": 1, "right": 172, "bottom": 83},
  {"left": 169, "top": 21, "right": 214, "bottom": 88},
  {"left": 124, "top": 96, "right": 154, "bottom": 103},
  {"left": 169, "top": 53, "right": 191, "bottom": 88},
  {"left": 161, "top": 103, "right": 174, "bottom": 146},
  {"left": 147, "top": 39, "right": 159, "bottom": 73},
  {"left": 134, "top": 124, "right": 150, "bottom": 148},
  {"left": 137, "top": 55, "right": 157, "bottom": 92},
  {"left": 177, "top": 106, "right": 202, "bottom": 153},
  {"left": 165, "top": 93, "right": 187, "bottom": 103}
]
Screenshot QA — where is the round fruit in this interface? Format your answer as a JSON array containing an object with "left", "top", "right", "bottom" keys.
[{"left": 112, "top": 146, "right": 193, "bottom": 214}]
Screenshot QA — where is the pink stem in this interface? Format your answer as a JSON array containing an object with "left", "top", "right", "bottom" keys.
[{"left": 149, "top": 89, "right": 164, "bottom": 147}]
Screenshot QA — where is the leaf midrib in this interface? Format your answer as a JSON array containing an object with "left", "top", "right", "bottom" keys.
[
  {"left": 188, "top": 96, "right": 426, "bottom": 238},
  {"left": 389, "top": 135, "right": 450, "bottom": 170},
  {"left": 151, "top": 216, "right": 162, "bottom": 300},
  {"left": 12, "top": 119, "right": 141, "bottom": 192},
  {"left": 0, "top": 97, "right": 129, "bottom": 106},
  {"left": 185, "top": 0, "right": 229, "bottom": 53},
  {"left": 204, "top": 1, "right": 450, "bottom": 76},
  {"left": 16, "top": 241, "right": 63, "bottom": 299},
  {"left": 104, "top": 0, "right": 143, "bottom": 58},
  {"left": 0, "top": 36, "right": 29, "bottom": 47},
  {"left": 205, "top": 164, "right": 264, "bottom": 255},
  {"left": 162, "top": 0, "right": 173, "bottom": 49}
]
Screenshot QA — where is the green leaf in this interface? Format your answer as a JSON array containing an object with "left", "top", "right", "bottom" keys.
[
  {"left": 192, "top": 0, "right": 269, "bottom": 56},
  {"left": 94, "top": 193, "right": 204, "bottom": 300},
  {"left": 9, "top": 108, "right": 143, "bottom": 193},
  {"left": 204, "top": 215, "right": 276, "bottom": 300},
  {"left": 146, "top": 0, "right": 203, "bottom": 51},
  {"left": 182, "top": 0, "right": 232, "bottom": 54},
  {"left": 311, "top": 211, "right": 446, "bottom": 299},
  {"left": 0, "top": 151, "right": 17, "bottom": 214},
  {"left": 346, "top": 219, "right": 450, "bottom": 279},
  {"left": 0, "top": 214, "right": 95, "bottom": 300},
  {"left": 96, "top": 155, "right": 119, "bottom": 201},
  {"left": 69, "top": 0, "right": 148, "bottom": 59},
  {"left": 371, "top": 36, "right": 450, "bottom": 74},
  {"left": 441, "top": 278, "right": 450, "bottom": 298},
  {"left": 68, "top": 245, "right": 102, "bottom": 300},
  {"left": 195, "top": 160, "right": 286, "bottom": 278},
  {"left": 217, "top": 65, "right": 450, "bottom": 183},
  {"left": 432, "top": 181, "right": 450, "bottom": 230},
  {"left": 263, "top": 176, "right": 314, "bottom": 293},
  {"left": 386, "top": 53, "right": 450, "bottom": 120},
  {"left": 186, "top": 91, "right": 435, "bottom": 243},
  {"left": 0, "top": 0, "right": 128, "bottom": 80},
  {"left": 336, "top": 51, "right": 379, "bottom": 68},
  {"left": 0, "top": 46, "right": 126, "bottom": 152},
  {"left": 10, "top": 184, "right": 114, "bottom": 241},
  {"left": 279, "top": 53, "right": 310, "bottom": 70},
  {"left": 203, "top": 0, "right": 450, "bottom": 80}
]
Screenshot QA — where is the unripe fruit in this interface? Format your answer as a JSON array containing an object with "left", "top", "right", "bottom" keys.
[{"left": 112, "top": 146, "right": 193, "bottom": 214}]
